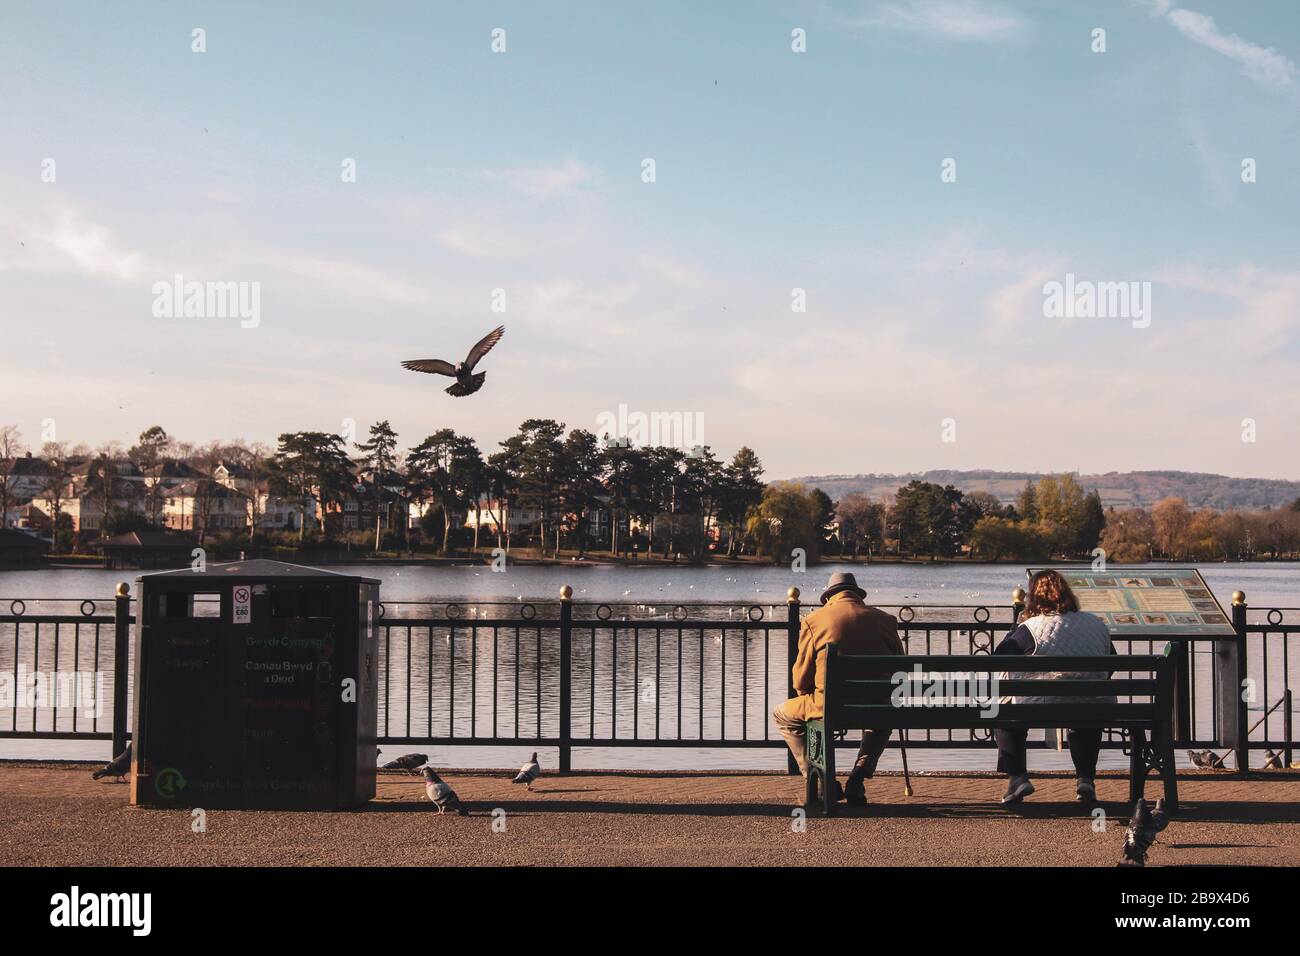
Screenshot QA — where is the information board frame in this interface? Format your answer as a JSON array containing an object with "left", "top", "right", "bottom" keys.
[{"left": 1024, "top": 566, "right": 1235, "bottom": 638}]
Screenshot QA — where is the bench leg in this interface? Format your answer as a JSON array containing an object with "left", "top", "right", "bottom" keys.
[
  {"left": 1128, "top": 728, "right": 1147, "bottom": 806},
  {"left": 823, "top": 728, "right": 836, "bottom": 818},
  {"left": 804, "top": 719, "right": 824, "bottom": 814},
  {"left": 1157, "top": 723, "right": 1178, "bottom": 815}
]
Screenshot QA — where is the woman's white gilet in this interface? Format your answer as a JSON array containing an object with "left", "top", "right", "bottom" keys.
[{"left": 1005, "top": 611, "right": 1114, "bottom": 705}]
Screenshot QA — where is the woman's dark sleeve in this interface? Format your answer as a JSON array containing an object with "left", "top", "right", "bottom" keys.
[{"left": 993, "top": 623, "right": 1034, "bottom": 655}]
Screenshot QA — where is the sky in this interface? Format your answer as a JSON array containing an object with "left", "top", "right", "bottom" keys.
[{"left": 1, "top": 0, "right": 1298, "bottom": 480}]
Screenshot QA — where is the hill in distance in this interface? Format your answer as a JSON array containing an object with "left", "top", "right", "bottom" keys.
[{"left": 785, "top": 470, "right": 1300, "bottom": 512}]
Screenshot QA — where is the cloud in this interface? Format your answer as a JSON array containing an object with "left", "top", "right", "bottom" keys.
[
  {"left": 258, "top": 252, "right": 431, "bottom": 306},
  {"left": 0, "top": 204, "right": 145, "bottom": 282},
  {"left": 1148, "top": 4, "right": 1297, "bottom": 91},
  {"left": 854, "top": 1, "right": 1029, "bottom": 42},
  {"left": 471, "top": 157, "right": 599, "bottom": 199}
]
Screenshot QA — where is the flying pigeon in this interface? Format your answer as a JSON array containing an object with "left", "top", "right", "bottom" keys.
[
  {"left": 1119, "top": 797, "right": 1169, "bottom": 867},
  {"left": 1187, "top": 749, "right": 1226, "bottom": 770},
  {"left": 92, "top": 743, "right": 131, "bottom": 782},
  {"left": 422, "top": 768, "right": 467, "bottom": 815},
  {"left": 512, "top": 752, "right": 541, "bottom": 791},
  {"left": 382, "top": 752, "right": 429, "bottom": 775},
  {"left": 401, "top": 325, "right": 505, "bottom": 397}
]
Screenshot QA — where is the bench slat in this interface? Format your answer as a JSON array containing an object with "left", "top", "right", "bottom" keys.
[
  {"left": 830, "top": 653, "right": 1167, "bottom": 677},
  {"left": 830, "top": 702, "right": 1161, "bottom": 727},
  {"left": 844, "top": 678, "right": 1159, "bottom": 696}
]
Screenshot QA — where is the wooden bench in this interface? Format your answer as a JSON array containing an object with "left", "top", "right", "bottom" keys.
[{"left": 804, "top": 649, "right": 1178, "bottom": 817}]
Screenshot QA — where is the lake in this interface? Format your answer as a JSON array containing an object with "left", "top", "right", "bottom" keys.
[{"left": 3, "top": 562, "right": 1295, "bottom": 774}]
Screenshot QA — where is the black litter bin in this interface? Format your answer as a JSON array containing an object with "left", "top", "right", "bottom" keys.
[{"left": 129, "top": 559, "right": 380, "bottom": 809}]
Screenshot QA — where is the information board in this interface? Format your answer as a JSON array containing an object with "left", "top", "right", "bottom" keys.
[{"left": 1025, "top": 567, "right": 1236, "bottom": 637}]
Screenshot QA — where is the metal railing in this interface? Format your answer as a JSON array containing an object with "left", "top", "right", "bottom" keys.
[{"left": 1, "top": 585, "right": 1296, "bottom": 773}]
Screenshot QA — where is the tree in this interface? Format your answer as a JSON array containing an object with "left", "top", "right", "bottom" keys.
[
  {"left": 512, "top": 419, "right": 566, "bottom": 554},
  {"left": 0, "top": 425, "right": 25, "bottom": 529},
  {"left": 355, "top": 420, "right": 400, "bottom": 552},
  {"left": 681, "top": 447, "right": 726, "bottom": 561},
  {"left": 407, "top": 430, "right": 479, "bottom": 554},
  {"left": 267, "top": 432, "right": 354, "bottom": 541},
  {"left": 129, "top": 426, "right": 172, "bottom": 525},
  {"left": 1152, "top": 496, "right": 1193, "bottom": 559},
  {"left": 745, "top": 482, "right": 821, "bottom": 564},
  {"left": 1077, "top": 489, "right": 1106, "bottom": 553},
  {"left": 1016, "top": 481, "right": 1039, "bottom": 523},
  {"left": 600, "top": 441, "right": 645, "bottom": 557},
  {"left": 969, "top": 516, "right": 1049, "bottom": 561},
  {"left": 37, "top": 442, "right": 76, "bottom": 548},
  {"left": 836, "top": 492, "right": 886, "bottom": 558},
  {"left": 892, "top": 480, "right": 969, "bottom": 558},
  {"left": 810, "top": 487, "right": 836, "bottom": 554},
  {"left": 718, "top": 447, "right": 764, "bottom": 556},
  {"left": 1098, "top": 507, "right": 1155, "bottom": 563},
  {"left": 966, "top": 491, "right": 1010, "bottom": 520},
  {"left": 558, "top": 429, "right": 603, "bottom": 556}
]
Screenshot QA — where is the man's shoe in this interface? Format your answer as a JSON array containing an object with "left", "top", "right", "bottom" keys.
[
  {"left": 1076, "top": 778, "right": 1097, "bottom": 803},
  {"left": 829, "top": 779, "right": 845, "bottom": 803},
  {"left": 844, "top": 774, "right": 867, "bottom": 805},
  {"left": 1001, "top": 776, "right": 1035, "bottom": 804}
]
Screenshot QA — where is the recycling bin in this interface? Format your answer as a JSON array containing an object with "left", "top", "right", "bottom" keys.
[{"left": 129, "top": 559, "right": 380, "bottom": 809}]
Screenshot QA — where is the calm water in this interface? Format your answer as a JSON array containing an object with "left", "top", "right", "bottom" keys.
[{"left": 3, "top": 562, "right": 1296, "bottom": 773}]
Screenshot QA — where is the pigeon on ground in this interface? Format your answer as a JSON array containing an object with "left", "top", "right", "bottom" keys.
[
  {"left": 92, "top": 743, "right": 132, "bottom": 781},
  {"left": 1263, "top": 749, "right": 1284, "bottom": 769},
  {"left": 422, "top": 768, "right": 467, "bottom": 815},
  {"left": 401, "top": 325, "right": 505, "bottom": 397},
  {"left": 382, "top": 752, "right": 429, "bottom": 775},
  {"left": 1187, "top": 749, "right": 1226, "bottom": 769},
  {"left": 1119, "top": 797, "right": 1169, "bottom": 866},
  {"left": 512, "top": 752, "right": 541, "bottom": 791}
]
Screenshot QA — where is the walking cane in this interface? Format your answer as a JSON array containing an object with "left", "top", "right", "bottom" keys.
[{"left": 900, "top": 729, "right": 913, "bottom": 797}]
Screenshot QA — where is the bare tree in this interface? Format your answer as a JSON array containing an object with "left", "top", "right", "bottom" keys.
[{"left": 0, "top": 425, "right": 25, "bottom": 528}]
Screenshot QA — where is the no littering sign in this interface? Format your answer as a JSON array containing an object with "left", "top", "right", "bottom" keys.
[{"left": 233, "top": 586, "right": 251, "bottom": 624}]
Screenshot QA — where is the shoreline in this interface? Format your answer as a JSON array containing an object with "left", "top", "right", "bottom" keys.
[{"left": 10, "top": 553, "right": 1300, "bottom": 571}]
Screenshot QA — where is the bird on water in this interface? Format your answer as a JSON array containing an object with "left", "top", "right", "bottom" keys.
[
  {"left": 91, "top": 743, "right": 131, "bottom": 782},
  {"left": 401, "top": 325, "right": 505, "bottom": 397},
  {"left": 513, "top": 752, "right": 541, "bottom": 791},
  {"left": 422, "top": 768, "right": 467, "bottom": 815}
]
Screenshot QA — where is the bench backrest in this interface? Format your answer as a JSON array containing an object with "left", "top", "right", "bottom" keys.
[{"left": 823, "top": 648, "right": 1176, "bottom": 729}]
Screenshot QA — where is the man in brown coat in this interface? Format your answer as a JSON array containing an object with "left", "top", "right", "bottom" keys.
[{"left": 772, "top": 571, "right": 904, "bottom": 804}]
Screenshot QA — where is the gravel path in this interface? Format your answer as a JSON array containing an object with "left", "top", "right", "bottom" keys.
[{"left": 3, "top": 763, "right": 1298, "bottom": 867}]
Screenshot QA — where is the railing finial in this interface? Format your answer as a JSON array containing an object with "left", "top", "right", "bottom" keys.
[
  {"left": 115, "top": 582, "right": 130, "bottom": 598},
  {"left": 559, "top": 584, "right": 573, "bottom": 601},
  {"left": 1232, "top": 590, "right": 1246, "bottom": 606},
  {"left": 787, "top": 586, "right": 800, "bottom": 603},
  {"left": 1011, "top": 587, "right": 1026, "bottom": 604}
]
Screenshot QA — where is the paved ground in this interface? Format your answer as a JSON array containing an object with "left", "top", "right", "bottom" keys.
[{"left": 3, "top": 763, "right": 1298, "bottom": 866}]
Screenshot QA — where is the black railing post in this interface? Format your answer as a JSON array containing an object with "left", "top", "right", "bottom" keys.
[
  {"left": 1284, "top": 689, "right": 1293, "bottom": 769},
  {"left": 559, "top": 585, "right": 572, "bottom": 774},
  {"left": 786, "top": 586, "right": 801, "bottom": 776},
  {"left": 1172, "top": 640, "right": 1192, "bottom": 744},
  {"left": 1011, "top": 588, "right": 1026, "bottom": 628},
  {"left": 1230, "top": 591, "right": 1249, "bottom": 774},
  {"left": 111, "top": 582, "right": 131, "bottom": 757}
]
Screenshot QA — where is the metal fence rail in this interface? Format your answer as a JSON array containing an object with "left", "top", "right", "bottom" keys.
[{"left": 2, "top": 585, "right": 1296, "bottom": 773}]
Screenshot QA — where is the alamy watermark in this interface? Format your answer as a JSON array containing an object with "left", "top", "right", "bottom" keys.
[
  {"left": 596, "top": 403, "right": 704, "bottom": 454},
  {"left": 0, "top": 666, "right": 105, "bottom": 716},
  {"left": 891, "top": 665, "right": 1000, "bottom": 718},
  {"left": 152, "top": 274, "right": 261, "bottom": 328},
  {"left": 1042, "top": 273, "right": 1151, "bottom": 329}
]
